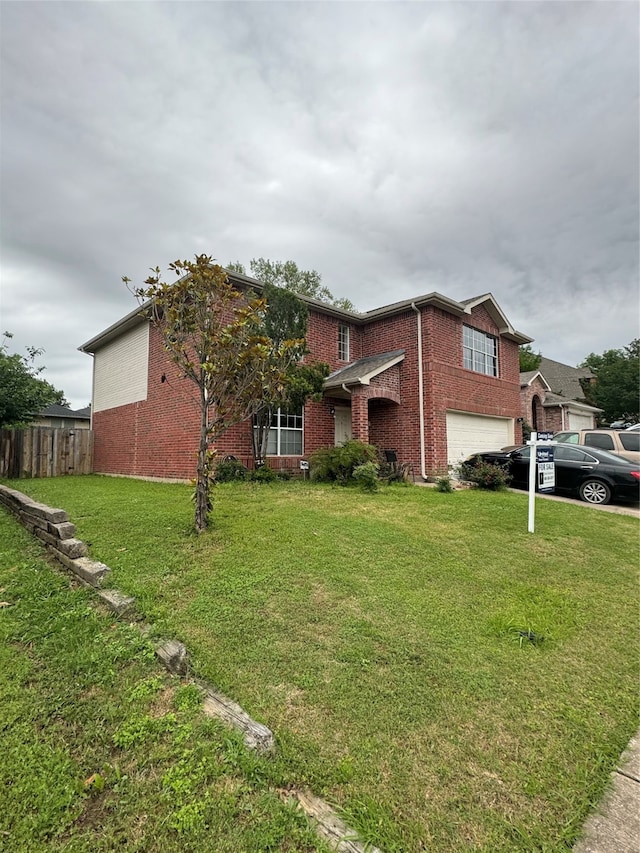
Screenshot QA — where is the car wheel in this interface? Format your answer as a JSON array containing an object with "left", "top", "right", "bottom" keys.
[{"left": 579, "top": 479, "right": 612, "bottom": 505}]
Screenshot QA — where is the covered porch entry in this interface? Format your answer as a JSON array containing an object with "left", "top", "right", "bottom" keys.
[{"left": 323, "top": 350, "right": 406, "bottom": 449}]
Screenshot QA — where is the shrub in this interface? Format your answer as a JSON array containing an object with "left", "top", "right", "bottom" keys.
[
  {"left": 215, "top": 457, "right": 248, "bottom": 483},
  {"left": 249, "top": 465, "right": 277, "bottom": 483},
  {"left": 310, "top": 440, "right": 379, "bottom": 484},
  {"left": 352, "top": 461, "right": 380, "bottom": 492},
  {"left": 459, "top": 458, "right": 511, "bottom": 491},
  {"left": 435, "top": 475, "right": 454, "bottom": 493}
]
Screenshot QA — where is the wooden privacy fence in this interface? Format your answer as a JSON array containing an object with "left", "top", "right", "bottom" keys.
[{"left": 0, "top": 428, "right": 93, "bottom": 479}]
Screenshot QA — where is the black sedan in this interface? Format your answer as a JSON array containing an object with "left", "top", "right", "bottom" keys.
[{"left": 463, "top": 444, "right": 640, "bottom": 505}]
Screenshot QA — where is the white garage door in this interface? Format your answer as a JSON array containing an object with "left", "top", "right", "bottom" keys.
[
  {"left": 446, "top": 411, "right": 514, "bottom": 466},
  {"left": 568, "top": 411, "right": 594, "bottom": 430}
]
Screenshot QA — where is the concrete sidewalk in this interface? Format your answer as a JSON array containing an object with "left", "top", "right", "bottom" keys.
[{"left": 573, "top": 734, "right": 640, "bottom": 852}]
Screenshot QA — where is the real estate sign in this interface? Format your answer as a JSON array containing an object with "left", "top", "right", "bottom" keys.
[{"left": 536, "top": 445, "right": 555, "bottom": 493}]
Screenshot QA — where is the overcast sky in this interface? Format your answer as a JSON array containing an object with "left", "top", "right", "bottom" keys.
[{"left": 1, "top": 1, "right": 638, "bottom": 409}]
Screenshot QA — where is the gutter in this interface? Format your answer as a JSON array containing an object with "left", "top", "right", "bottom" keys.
[{"left": 411, "top": 303, "right": 427, "bottom": 480}]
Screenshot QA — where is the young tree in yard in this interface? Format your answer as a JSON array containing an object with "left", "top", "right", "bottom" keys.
[
  {"left": 580, "top": 339, "right": 640, "bottom": 423},
  {"left": 0, "top": 333, "right": 65, "bottom": 428},
  {"left": 251, "top": 283, "right": 329, "bottom": 466},
  {"left": 228, "top": 258, "right": 355, "bottom": 311},
  {"left": 127, "top": 256, "right": 304, "bottom": 532}
]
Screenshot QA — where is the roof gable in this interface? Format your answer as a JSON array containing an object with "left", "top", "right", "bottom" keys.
[
  {"left": 520, "top": 370, "right": 551, "bottom": 391},
  {"left": 324, "top": 350, "right": 405, "bottom": 391}
]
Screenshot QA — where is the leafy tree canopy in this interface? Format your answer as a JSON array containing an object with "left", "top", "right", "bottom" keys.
[
  {"left": 127, "top": 255, "right": 305, "bottom": 531},
  {"left": 579, "top": 339, "right": 639, "bottom": 423},
  {"left": 0, "top": 333, "right": 66, "bottom": 428},
  {"left": 228, "top": 258, "right": 355, "bottom": 312},
  {"left": 251, "top": 283, "right": 329, "bottom": 466},
  {"left": 519, "top": 344, "right": 542, "bottom": 373}
]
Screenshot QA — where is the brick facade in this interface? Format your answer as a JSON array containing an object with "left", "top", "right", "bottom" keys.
[{"left": 89, "top": 291, "right": 528, "bottom": 480}]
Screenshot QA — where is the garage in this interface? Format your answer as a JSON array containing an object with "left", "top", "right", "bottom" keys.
[
  {"left": 446, "top": 411, "right": 514, "bottom": 466},
  {"left": 568, "top": 411, "right": 594, "bottom": 430}
]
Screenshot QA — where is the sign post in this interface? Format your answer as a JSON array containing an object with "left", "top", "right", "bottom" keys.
[{"left": 526, "top": 431, "right": 556, "bottom": 533}]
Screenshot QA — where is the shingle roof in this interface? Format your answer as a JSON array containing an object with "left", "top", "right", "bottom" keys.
[
  {"left": 324, "top": 350, "right": 405, "bottom": 390},
  {"left": 541, "top": 392, "right": 601, "bottom": 413},
  {"left": 520, "top": 369, "right": 551, "bottom": 390},
  {"left": 537, "top": 356, "right": 594, "bottom": 400},
  {"left": 39, "top": 404, "right": 91, "bottom": 420}
]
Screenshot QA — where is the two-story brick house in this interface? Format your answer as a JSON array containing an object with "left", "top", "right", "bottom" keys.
[{"left": 79, "top": 270, "right": 532, "bottom": 480}]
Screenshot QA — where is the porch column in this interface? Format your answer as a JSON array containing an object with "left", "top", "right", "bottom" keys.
[{"left": 350, "top": 392, "right": 369, "bottom": 443}]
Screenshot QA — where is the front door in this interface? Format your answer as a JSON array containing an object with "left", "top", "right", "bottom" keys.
[{"left": 334, "top": 407, "right": 352, "bottom": 445}]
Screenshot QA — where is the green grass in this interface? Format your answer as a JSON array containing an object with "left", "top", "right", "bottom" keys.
[
  {"left": 0, "top": 510, "right": 330, "bottom": 852},
  {"left": 2, "top": 475, "right": 639, "bottom": 852}
]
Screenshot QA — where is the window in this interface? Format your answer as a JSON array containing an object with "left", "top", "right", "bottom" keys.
[
  {"left": 261, "top": 408, "right": 303, "bottom": 456},
  {"left": 554, "top": 432, "right": 580, "bottom": 444},
  {"left": 620, "top": 433, "right": 640, "bottom": 451},
  {"left": 584, "top": 433, "right": 614, "bottom": 451},
  {"left": 338, "top": 323, "right": 350, "bottom": 361},
  {"left": 463, "top": 326, "right": 497, "bottom": 377},
  {"left": 555, "top": 447, "right": 590, "bottom": 462}
]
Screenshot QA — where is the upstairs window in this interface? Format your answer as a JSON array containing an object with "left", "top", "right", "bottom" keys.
[
  {"left": 463, "top": 325, "right": 498, "bottom": 377},
  {"left": 338, "top": 323, "right": 350, "bottom": 361}
]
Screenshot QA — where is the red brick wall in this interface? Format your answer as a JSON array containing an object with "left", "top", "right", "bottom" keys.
[
  {"left": 93, "top": 299, "right": 524, "bottom": 479},
  {"left": 519, "top": 376, "right": 568, "bottom": 433},
  {"left": 420, "top": 305, "right": 522, "bottom": 471}
]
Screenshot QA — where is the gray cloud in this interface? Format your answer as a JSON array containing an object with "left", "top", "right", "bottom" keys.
[{"left": 1, "top": 1, "right": 637, "bottom": 407}]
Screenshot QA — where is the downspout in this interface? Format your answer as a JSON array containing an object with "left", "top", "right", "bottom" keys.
[
  {"left": 561, "top": 403, "right": 566, "bottom": 430},
  {"left": 341, "top": 384, "right": 352, "bottom": 396},
  {"left": 411, "top": 303, "right": 427, "bottom": 480}
]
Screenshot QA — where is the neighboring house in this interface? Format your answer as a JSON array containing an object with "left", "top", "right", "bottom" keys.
[
  {"left": 520, "top": 357, "right": 600, "bottom": 433},
  {"left": 33, "top": 404, "right": 91, "bottom": 430},
  {"left": 79, "top": 272, "right": 532, "bottom": 479}
]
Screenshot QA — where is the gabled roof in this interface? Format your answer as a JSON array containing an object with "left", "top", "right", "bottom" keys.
[
  {"left": 79, "top": 274, "right": 532, "bottom": 354},
  {"left": 541, "top": 393, "right": 602, "bottom": 413},
  {"left": 361, "top": 291, "right": 532, "bottom": 344},
  {"left": 520, "top": 370, "right": 551, "bottom": 391},
  {"left": 459, "top": 293, "right": 529, "bottom": 342},
  {"left": 537, "top": 356, "right": 594, "bottom": 401},
  {"left": 324, "top": 350, "right": 405, "bottom": 391}
]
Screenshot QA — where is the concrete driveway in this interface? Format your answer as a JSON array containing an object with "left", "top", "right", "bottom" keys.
[{"left": 529, "top": 490, "right": 640, "bottom": 518}]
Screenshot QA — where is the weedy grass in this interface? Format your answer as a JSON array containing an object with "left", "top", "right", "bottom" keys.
[
  {"left": 0, "top": 510, "right": 330, "bottom": 852},
  {"left": 3, "top": 475, "right": 639, "bottom": 852}
]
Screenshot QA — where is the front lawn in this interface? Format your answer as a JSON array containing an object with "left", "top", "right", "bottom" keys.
[{"left": 3, "top": 475, "right": 639, "bottom": 852}]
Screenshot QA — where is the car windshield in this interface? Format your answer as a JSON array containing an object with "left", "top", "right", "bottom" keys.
[{"left": 554, "top": 432, "right": 579, "bottom": 443}]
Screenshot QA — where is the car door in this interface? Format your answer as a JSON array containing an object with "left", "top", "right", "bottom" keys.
[
  {"left": 508, "top": 447, "right": 531, "bottom": 488},
  {"left": 553, "top": 446, "right": 598, "bottom": 494}
]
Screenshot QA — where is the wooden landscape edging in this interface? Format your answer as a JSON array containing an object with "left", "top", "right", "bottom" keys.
[{"left": 0, "top": 482, "right": 384, "bottom": 853}]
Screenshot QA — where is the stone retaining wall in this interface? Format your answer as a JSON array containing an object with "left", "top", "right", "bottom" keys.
[{"left": 0, "top": 482, "right": 381, "bottom": 853}]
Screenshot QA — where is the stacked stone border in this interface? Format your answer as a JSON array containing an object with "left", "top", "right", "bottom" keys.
[{"left": 0, "top": 483, "right": 382, "bottom": 853}]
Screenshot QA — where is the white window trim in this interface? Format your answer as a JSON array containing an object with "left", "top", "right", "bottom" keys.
[
  {"left": 263, "top": 407, "right": 304, "bottom": 456},
  {"left": 463, "top": 325, "right": 498, "bottom": 377},
  {"left": 338, "top": 323, "right": 350, "bottom": 361}
]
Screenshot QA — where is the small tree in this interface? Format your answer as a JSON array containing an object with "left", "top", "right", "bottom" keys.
[
  {"left": 0, "top": 333, "right": 65, "bottom": 428},
  {"left": 126, "top": 256, "right": 303, "bottom": 532},
  {"left": 251, "top": 283, "right": 329, "bottom": 467}
]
